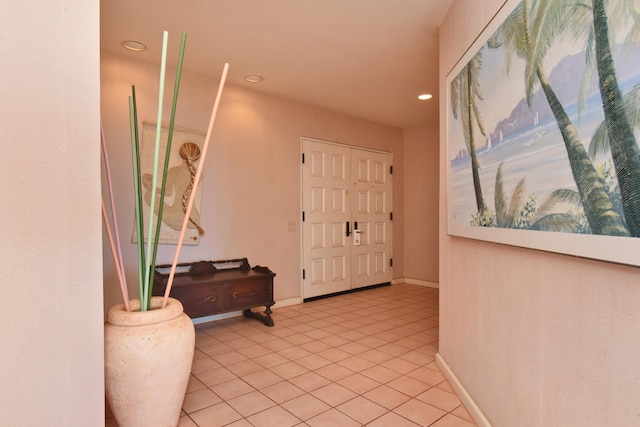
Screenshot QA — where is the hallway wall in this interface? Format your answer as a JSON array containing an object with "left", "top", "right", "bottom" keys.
[
  {"left": 404, "top": 126, "right": 439, "bottom": 285},
  {"left": 0, "top": 1, "right": 104, "bottom": 425},
  {"left": 438, "top": 1, "right": 640, "bottom": 425}
]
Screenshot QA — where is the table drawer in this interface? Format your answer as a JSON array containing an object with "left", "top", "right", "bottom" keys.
[
  {"left": 226, "top": 279, "right": 272, "bottom": 310},
  {"left": 172, "top": 284, "right": 226, "bottom": 319}
]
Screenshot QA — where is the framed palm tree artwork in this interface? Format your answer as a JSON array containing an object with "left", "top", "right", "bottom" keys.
[{"left": 446, "top": 0, "right": 640, "bottom": 266}]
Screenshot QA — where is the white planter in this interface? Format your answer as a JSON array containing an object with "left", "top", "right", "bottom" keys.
[{"left": 105, "top": 297, "right": 195, "bottom": 427}]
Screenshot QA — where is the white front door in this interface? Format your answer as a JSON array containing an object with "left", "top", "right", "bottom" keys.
[
  {"left": 302, "top": 138, "right": 393, "bottom": 299},
  {"left": 350, "top": 149, "right": 393, "bottom": 289}
]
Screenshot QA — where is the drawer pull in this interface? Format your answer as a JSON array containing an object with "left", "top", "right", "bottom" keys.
[
  {"left": 232, "top": 291, "right": 256, "bottom": 299},
  {"left": 199, "top": 296, "right": 217, "bottom": 304}
]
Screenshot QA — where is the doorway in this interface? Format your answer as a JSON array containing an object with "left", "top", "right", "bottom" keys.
[{"left": 301, "top": 138, "right": 393, "bottom": 299}]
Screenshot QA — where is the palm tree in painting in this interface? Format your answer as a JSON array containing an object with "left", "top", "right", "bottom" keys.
[
  {"left": 450, "top": 51, "right": 487, "bottom": 214},
  {"left": 529, "top": 189, "right": 587, "bottom": 233},
  {"left": 530, "top": 0, "right": 640, "bottom": 235},
  {"left": 588, "top": 0, "right": 640, "bottom": 236},
  {"left": 493, "top": 162, "right": 587, "bottom": 232},
  {"left": 589, "top": 84, "right": 640, "bottom": 164},
  {"left": 589, "top": 84, "right": 640, "bottom": 219},
  {"left": 494, "top": 0, "right": 628, "bottom": 236},
  {"left": 494, "top": 162, "right": 527, "bottom": 228}
]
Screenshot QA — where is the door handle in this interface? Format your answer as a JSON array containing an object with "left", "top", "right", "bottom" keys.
[{"left": 346, "top": 221, "right": 351, "bottom": 237}]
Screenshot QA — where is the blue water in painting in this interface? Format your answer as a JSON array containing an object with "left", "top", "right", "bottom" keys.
[{"left": 449, "top": 78, "right": 637, "bottom": 227}]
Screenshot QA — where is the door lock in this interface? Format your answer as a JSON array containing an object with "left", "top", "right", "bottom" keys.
[{"left": 353, "top": 229, "right": 361, "bottom": 245}]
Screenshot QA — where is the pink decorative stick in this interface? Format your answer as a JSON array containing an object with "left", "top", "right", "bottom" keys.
[
  {"left": 101, "top": 199, "right": 131, "bottom": 311},
  {"left": 100, "top": 119, "right": 130, "bottom": 308},
  {"left": 162, "top": 63, "right": 229, "bottom": 308}
]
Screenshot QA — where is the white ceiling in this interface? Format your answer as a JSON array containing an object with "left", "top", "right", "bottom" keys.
[{"left": 100, "top": 0, "right": 453, "bottom": 129}]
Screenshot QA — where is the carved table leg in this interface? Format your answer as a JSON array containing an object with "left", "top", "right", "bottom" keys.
[{"left": 243, "top": 305, "right": 274, "bottom": 327}]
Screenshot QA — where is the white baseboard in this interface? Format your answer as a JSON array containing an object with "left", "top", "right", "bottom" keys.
[
  {"left": 397, "top": 278, "right": 439, "bottom": 289},
  {"left": 192, "top": 310, "right": 244, "bottom": 325},
  {"left": 436, "top": 353, "right": 492, "bottom": 427},
  {"left": 273, "top": 297, "right": 303, "bottom": 308}
]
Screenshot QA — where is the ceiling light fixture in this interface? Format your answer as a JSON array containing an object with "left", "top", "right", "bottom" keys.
[
  {"left": 418, "top": 94, "right": 433, "bottom": 101},
  {"left": 245, "top": 75, "right": 264, "bottom": 83},
  {"left": 121, "top": 40, "right": 147, "bottom": 52}
]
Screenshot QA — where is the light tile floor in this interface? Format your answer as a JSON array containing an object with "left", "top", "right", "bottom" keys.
[{"left": 106, "top": 283, "right": 476, "bottom": 426}]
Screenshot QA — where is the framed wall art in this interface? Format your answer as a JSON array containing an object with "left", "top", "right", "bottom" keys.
[
  {"left": 132, "top": 122, "right": 206, "bottom": 245},
  {"left": 446, "top": 0, "right": 640, "bottom": 266}
]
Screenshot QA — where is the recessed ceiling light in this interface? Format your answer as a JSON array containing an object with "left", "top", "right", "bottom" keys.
[
  {"left": 121, "top": 40, "right": 147, "bottom": 52},
  {"left": 245, "top": 75, "right": 264, "bottom": 83},
  {"left": 418, "top": 94, "right": 433, "bottom": 100}
]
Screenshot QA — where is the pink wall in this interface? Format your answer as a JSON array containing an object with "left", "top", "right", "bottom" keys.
[
  {"left": 101, "top": 52, "right": 412, "bottom": 311},
  {"left": 1, "top": 0, "right": 104, "bottom": 425},
  {"left": 439, "top": 1, "right": 640, "bottom": 425},
  {"left": 404, "top": 127, "right": 439, "bottom": 284}
]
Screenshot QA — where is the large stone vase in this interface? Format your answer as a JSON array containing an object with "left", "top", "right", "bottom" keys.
[{"left": 105, "top": 297, "right": 195, "bottom": 427}]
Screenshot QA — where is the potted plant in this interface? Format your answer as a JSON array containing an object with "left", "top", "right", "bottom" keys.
[{"left": 101, "top": 31, "right": 229, "bottom": 427}]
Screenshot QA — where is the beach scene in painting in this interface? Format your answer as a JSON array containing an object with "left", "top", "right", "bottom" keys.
[{"left": 448, "top": 0, "right": 640, "bottom": 242}]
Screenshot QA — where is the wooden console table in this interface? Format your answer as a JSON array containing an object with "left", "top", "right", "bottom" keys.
[{"left": 152, "top": 258, "right": 275, "bottom": 326}]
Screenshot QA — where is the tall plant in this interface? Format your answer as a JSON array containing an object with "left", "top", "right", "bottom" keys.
[
  {"left": 137, "top": 33, "right": 187, "bottom": 311},
  {"left": 102, "top": 31, "right": 230, "bottom": 312},
  {"left": 129, "top": 31, "right": 186, "bottom": 311},
  {"left": 103, "top": 31, "right": 187, "bottom": 311}
]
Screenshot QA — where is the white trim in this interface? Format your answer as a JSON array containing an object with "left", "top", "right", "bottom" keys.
[
  {"left": 191, "top": 297, "right": 303, "bottom": 325},
  {"left": 192, "top": 310, "right": 244, "bottom": 325},
  {"left": 273, "top": 297, "right": 303, "bottom": 308},
  {"left": 436, "top": 353, "right": 492, "bottom": 427},
  {"left": 300, "top": 136, "right": 392, "bottom": 156},
  {"left": 403, "top": 278, "right": 439, "bottom": 289}
]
